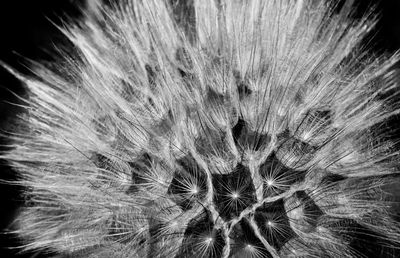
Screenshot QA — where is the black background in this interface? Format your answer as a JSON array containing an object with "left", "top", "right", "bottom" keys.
[{"left": 0, "top": 0, "right": 400, "bottom": 257}]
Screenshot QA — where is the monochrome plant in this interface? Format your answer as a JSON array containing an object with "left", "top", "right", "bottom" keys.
[{"left": 2, "top": 0, "right": 400, "bottom": 257}]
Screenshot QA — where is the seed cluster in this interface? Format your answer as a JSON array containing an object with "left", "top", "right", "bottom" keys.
[
  {"left": 5, "top": 1, "right": 400, "bottom": 257},
  {"left": 98, "top": 76, "right": 342, "bottom": 257}
]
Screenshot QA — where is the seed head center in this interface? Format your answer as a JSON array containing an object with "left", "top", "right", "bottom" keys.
[{"left": 231, "top": 192, "right": 240, "bottom": 199}]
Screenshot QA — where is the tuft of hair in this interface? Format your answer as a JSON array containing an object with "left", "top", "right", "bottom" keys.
[{"left": 2, "top": 0, "right": 400, "bottom": 257}]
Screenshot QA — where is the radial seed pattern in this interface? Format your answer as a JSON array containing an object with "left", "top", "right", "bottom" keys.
[{"left": 3, "top": 0, "right": 400, "bottom": 257}]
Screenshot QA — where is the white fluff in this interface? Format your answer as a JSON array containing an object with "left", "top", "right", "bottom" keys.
[{"left": 2, "top": 0, "right": 400, "bottom": 257}]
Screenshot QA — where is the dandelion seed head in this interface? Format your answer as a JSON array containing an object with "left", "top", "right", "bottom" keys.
[{"left": 2, "top": 0, "right": 400, "bottom": 257}]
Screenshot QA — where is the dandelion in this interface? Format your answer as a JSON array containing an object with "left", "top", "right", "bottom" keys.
[{"left": 2, "top": 0, "right": 400, "bottom": 257}]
